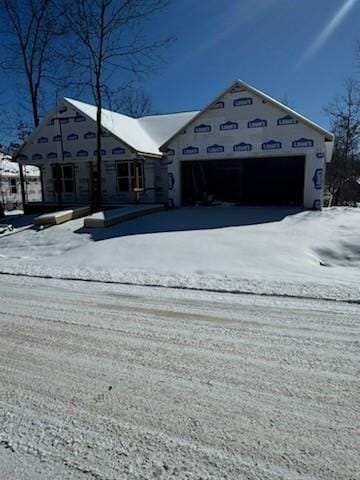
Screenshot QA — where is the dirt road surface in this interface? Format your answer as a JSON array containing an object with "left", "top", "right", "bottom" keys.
[{"left": 0, "top": 274, "right": 359, "bottom": 479}]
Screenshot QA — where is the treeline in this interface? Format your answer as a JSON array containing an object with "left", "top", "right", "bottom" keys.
[{"left": 325, "top": 44, "right": 360, "bottom": 206}]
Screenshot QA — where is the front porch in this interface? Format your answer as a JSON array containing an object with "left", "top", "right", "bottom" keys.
[{"left": 21, "top": 156, "right": 168, "bottom": 213}]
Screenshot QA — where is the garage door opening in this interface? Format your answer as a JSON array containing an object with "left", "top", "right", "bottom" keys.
[{"left": 181, "top": 156, "right": 305, "bottom": 206}]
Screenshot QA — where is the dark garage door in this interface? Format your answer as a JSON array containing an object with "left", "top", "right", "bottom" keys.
[{"left": 181, "top": 156, "right": 305, "bottom": 206}]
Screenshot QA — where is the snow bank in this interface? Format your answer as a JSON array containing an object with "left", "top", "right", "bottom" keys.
[{"left": 0, "top": 206, "right": 359, "bottom": 301}]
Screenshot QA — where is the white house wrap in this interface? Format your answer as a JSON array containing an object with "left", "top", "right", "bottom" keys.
[{"left": 16, "top": 80, "right": 334, "bottom": 210}]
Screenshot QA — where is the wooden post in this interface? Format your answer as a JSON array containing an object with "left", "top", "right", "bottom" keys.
[
  {"left": 18, "top": 162, "right": 27, "bottom": 212},
  {"left": 134, "top": 160, "right": 140, "bottom": 203}
]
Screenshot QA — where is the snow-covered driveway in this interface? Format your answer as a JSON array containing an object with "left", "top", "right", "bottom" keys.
[
  {"left": 1, "top": 206, "right": 360, "bottom": 301},
  {"left": 0, "top": 274, "right": 359, "bottom": 479}
]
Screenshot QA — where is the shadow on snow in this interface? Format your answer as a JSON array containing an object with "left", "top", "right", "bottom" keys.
[
  {"left": 74, "top": 206, "right": 303, "bottom": 242},
  {"left": 0, "top": 213, "right": 37, "bottom": 229}
]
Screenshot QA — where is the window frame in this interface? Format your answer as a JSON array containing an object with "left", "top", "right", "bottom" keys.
[
  {"left": 10, "top": 178, "right": 17, "bottom": 194},
  {"left": 52, "top": 163, "right": 76, "bottom": 195},
  {"left": 116, "top": 160, "right": 144, "bottom": 193}
]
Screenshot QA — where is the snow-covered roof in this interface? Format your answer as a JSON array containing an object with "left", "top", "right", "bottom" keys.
[
  {"left": 137, "top": 111, "right": 200, "bottom": 147},
  {"left": 64, "top": 98, "right": 199, "bottom": 157},
  {"left": 0, "top": 153, "right": 40, "bottom": 177},
  {"left": 16, "top": 79, "right": 334, "bottom": 160}
]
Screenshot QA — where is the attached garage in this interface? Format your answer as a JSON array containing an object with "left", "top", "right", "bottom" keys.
[
  {"left": 181, "top": 156, "right": 305, "bottom": 206},
  {"left": 163, "top": 79, "right": 334, "bottom": 210}
]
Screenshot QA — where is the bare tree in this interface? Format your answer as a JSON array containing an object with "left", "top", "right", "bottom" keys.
[
  {"left": 325, "top": 79, "right": 360, "bottom": 206},
  {"left": 62, "top": 0, "right": 172, "bottom": 208},
  {"left": 114, "top": 85, "right": 152, "bottom": 117},
  {"left": 0, "top": 0, "right": 66, "bottom": 128},
  {"left": 279, "top": 93, "right": 295, "bottom": 109}
]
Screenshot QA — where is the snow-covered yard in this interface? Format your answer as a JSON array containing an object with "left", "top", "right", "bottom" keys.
[{"left": 1, "top": 206, "right": 360, "bottom": 300}]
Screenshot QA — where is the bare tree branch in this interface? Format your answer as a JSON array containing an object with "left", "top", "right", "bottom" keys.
[
  {"left": 325, "top": 78, "right": 360, "bottom": 206},
  {"left": 62, "top": 0, "right": 173, "bottom": 208},
  {"left": 0, "top": 0, "right": 70, "bottom": 127},
  {"left": 112, "top": 85, "right": 152, "bottom": 117}
]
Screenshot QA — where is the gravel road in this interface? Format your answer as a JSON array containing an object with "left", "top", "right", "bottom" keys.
[{"left": 0, "top": 274, "right": 359, "bottom": 479}]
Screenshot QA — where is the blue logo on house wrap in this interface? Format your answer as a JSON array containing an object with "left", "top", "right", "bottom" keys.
[
  {"left": 53, "top": 134, "right": 61, "bottom": 142},
  {"left": 183, "top": 146, "right": 199, "bottom": 155},
  {"left": 32, "top": 153, "right": 42, "bottom": 160},
  {"left": 18, "top": 155, "right": 28, "bottom": 161},
  {"left": 312, "top": 199, "right": 321, "bottom": 210},
  {"left": 168, "top": 172, "right": 175, "bottom": 190},
  {"left": 262, "top": 140, "right": 282, "bottom": 150},
  {"left": 194, "top": 123, "right": 211, "bottom": 133},
  {"left": 292, "top": 137, "right": 314, "bottom": 148},
  {"left": 207, "top": 144, "right": 224, "bottom": 153},
  {"left": 166, "top": 148, "right": 175, "bottom": 156},
  {"left": 74, "top": 115, "right": 86, "bottom": 122},
  {"left": 84, "top": 131, "right": 96, "bottom": 139},
  {"left": 94, "top": 149, "right": 106, "bottom": 156},
  {"left": 277, "top": 115, "right": 298, "bottom": 126},
  {"left": 63, "top": 151, "right": 71, "bottom": 158},
  {"left": 233, "top": 97, "right": 253, "bottom": 107},
  {"left": 76, "top": 150, "right": 88, "bottom": 157},
  {"left": 220, "top": 121, "right": 238, "bottom": 131},
  {"left": 248, "top": 118, "right": 267, "bottom": 128},
  {"left": 316, "top": 152, "right": 325, "bottom": 159},
  {"left": 67, "top": 133, "right": 78, "bottom": 141},
  {"left": 112, "top": 147, "right": 125, "bottom": 155},
  {"left": 233, "top": 142, "right": 252, "bottom": 152},
  {"left": 47, "top": 152, "right": 58, "bottom": 159},
  {"left": 101, "top": 130, "right": 111, "bottom": 137},
  {"left": 58, "top": 106, "right": 67, "bottom": 114},
  {"left": 313, "top": 168, "right": 322, "bottom": 189},
  {"left": 38, "top": 136, "right": 48, "bottom": 144},
  {"left": 210, "top": 101, "right": 225, "bottom": 110},
  {"left": 59, "top": 117, "right": 69, "bottom": 124}
]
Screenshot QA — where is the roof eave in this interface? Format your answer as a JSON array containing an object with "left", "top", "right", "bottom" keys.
[
  {"left": 239, "top": 79, "right": 334, "bottom": 141},
  {"left": 136, "top": 151, "right": 163, "bottom": 159},
  {"left": 160, "top": 81, "right": 237, "bottom": 151},
  {"left": 160, "top": 79, "right": 334, "bottom": 150},
  {"left": 64, "top": 98, "right": 142, "bottom": 156}
]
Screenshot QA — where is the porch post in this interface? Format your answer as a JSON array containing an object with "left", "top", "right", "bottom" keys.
[{"left": 18, "top": 161, "right": 27, "bottom": 212}]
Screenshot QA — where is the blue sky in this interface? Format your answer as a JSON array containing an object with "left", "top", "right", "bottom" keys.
[
  {"left": 0, "top": 0, "right": 359, "bottom": 141},
  {"left": 146, "top": 0, "right": 360, "bottom": 129}
]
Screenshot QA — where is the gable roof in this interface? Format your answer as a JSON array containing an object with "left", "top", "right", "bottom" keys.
[
  {"left": 160, "top": 79, "right": 334, "bottom": 150},
  {"left": 15, "top": 98, "right": 199, "bottom": 159},
  {"left": 65, "top": 98, "right": 199, "bottom": 157},
  {"left": 15, "top": 79, "right": 334, "bottom": 161}
]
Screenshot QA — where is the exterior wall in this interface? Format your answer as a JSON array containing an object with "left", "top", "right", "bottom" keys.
[
  {"left": 0, "top": 174, "right": 42, "bottom": 210},
  {"left": 18, "top": 101, "right": 166, "bottom": 206},
  {"left": 165, "top": 85, "right": 327, "bottom": 209},
  {"left": 24, "top": 174, "right": 43, "bottom": 204}
]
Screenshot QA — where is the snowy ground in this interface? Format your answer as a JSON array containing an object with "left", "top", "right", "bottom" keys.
[
  {"left": 1, "top": 206, "right": 360, "bottom": 301},
  {"left": 0, "top": 274, "right": 359, "bottom": 479}
]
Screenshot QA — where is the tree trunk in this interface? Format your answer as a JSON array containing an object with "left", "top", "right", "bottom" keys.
[
  {"left": 95, "top": 100, "right": 102, "bottom": 210},
  {"left": 31, "top": 93, "right": 40, "bottom": 128}
]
